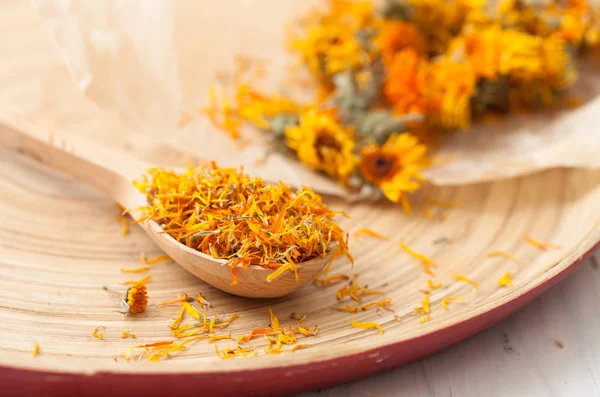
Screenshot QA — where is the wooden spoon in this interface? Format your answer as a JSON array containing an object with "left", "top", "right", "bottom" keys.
[{"left": 0, "top": 107, "right": 334, "bottom": 298}]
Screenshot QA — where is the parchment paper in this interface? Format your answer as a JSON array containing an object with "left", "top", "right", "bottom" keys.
[{"left": 32, "top": 0, "right": 600, "bottom": 191}]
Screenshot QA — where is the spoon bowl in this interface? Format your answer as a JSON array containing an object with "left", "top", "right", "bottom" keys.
[
  {"left": 0, "top": 107, "right": 335, "bottom": 298},
  {"left": 143, "top": 219, "right": 335, "bottom": 298}
]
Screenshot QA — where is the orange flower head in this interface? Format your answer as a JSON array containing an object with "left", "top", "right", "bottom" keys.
[
  {"left": 126, "top": 281, "right": 149, "bottom": 314},
  {"left": 359, "top": 133, "right": 428, "bottom": 186},
  {"left": 379, "top": 21, "right": 427, "bottom": 60},
  {"left": 284, "top": 109, "right": 356, "bottom": 183},
  {"left": 384, "top": 49, "right": 430, "bottom": 116},
  {"left": 359, "top": 133, "right": 429, "bottom": 209}
]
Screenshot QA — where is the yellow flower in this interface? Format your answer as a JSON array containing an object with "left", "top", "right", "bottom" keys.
[
  {"left": 541, "top": 36, "right": 577, "bottom": 91},
  {"left": 293, "top": 24, "right": 363, "bottom": 80},
  {"left": 499, "top": 30, "right": 576, "bottom": 92},
  {"left": 498, "top": 30, "right": 544, "bottom": 81},
  {"left": 452, "top": 25, "right": 503, "bottom": 80},
  {"left": 384, "top": 49, "right": 430, "bottom": 116},
  {"left": 292, "top": 0, "right": 378, "bottom": 82},
  {"left": 126, "top": 281, "right": 149, "bottom": 314},
  {"left": 359, "top": 134, "right": 428, "bottom": 208},
  {"left": 408, "top": 0, "right": 469, "bottom": 55},
  {"left": 330, "top": 0, "right": 375, "bottom": 28},
  {"left": 291, "top": 0, "right": 381, "bottom": 85},
  {"left": 427, "top": 57, "right": 476, "bottom": 130},
  {"left": 379, "top": 21, "right": 427, "bottom": 61},
  {"left": 285, "top": 109, "right": 356, "bottom": 183},
  {"left": 559, "top": 13, "right": 587, "bottom": 44}
]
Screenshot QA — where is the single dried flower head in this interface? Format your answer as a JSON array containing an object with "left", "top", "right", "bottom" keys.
[
  {"left": 293, "top": 21, "right": 363, "bottom": 81},
  {"left": 379, "top": 21, "right": 427, "bottom": 60},
  {"left": 452, "top": 25, "right": 503, "bottom": 80},
  {"left": 126, "top": 282, "right": 149, "bottom": 314},
  {"left": 292, "top": 0, "right": 378, "bottom": 81},
  {"left": 384, "top": 48, "right": 429, "bottom": 116},
  {"left": 427, "top": 57, "right": 476, "bottom": 130},
  {"left": 360, "top": 133, "right": 428, "bottom": 207},
  {"left": 285, "top": 109, "right": 357, "bottom": 183},
  {"left": 407, "top": 0, "right": 470, "bottom": 55}
]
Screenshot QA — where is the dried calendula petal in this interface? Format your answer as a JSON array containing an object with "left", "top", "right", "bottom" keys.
[
  {"left": 314, "top": 273, "right": 350, "bottom": 287},
  {"left": 121, "top": 331, "right": 135, "bottom": 339},
  {"left": 208, "top": 333, "right": 233, "bottom": 343},
  {"left": 399, "top": 242, "right": 438, "bottom": 276},
  {"left": 215, "top": 345, "right": 256, "bottom": 359},
  {"left": 353, "top": 228, "right": 388, "bottom": 240},
  {"left": 120, "top": 266, "right": 149, "bottom": 274},
  {"left": 113, "top": 215, "right": 129, "bottom": 236},
  {"left": 169, "top": 304, "right": 186, "bottom": 330},
  {"left": 453, "top": 274, "right": 479, "bottom": 291},
  {"left": 161, "top": 293, "right": 193, "bottom": 306},
  {"left": 31, "top": 337, "right": 39, "bottom": 357},
  {"left": 498, "top": 272, "right": 514, "bottom": 287},
  {"left": 442, "top": 296, "right": 465, "bottom": 309},
  {"left": 414, "top": 295, "right": 430, "bottom": 315},
  {"left": 237, "top": 328, "right": 277, "bottom": 344},
  {"left": 92, "top": 326, "right": 105, "bottom": 340},
  {"left": 196, "top": 292, "right": 211, "bottom": 308},
  {"left": 427, "top": 279, "right": 442, "bottom": 289},
  {"left": 134, "top": 163, "right": 349, "bottom": 285},
  {"left": 123, "top": 275, "right": 151, "bottom": 285},
  {"left": 140, "top": 253, "right": 171, "bottom": 265},
  {"left": 336, "top": 297, "right": 393, "bottom": 313},
  {"left": 487, "top": 251, "right": 524, "bottom": 266},
  {"left": 350, "top": 318, "right": 383, "bottom": 334},
  {"left": 524, "top": 235, "right": 561, "bottom": 250},
  {"left": 336, "top": 277, "right": 383, "bottom": 303}
]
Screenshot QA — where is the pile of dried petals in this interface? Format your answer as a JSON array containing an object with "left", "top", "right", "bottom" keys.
[
  {"left": 203, "top": 0, "right": 599, "bottom": 210},
  {"left": 134, "top": 162, "right": 350, "bottom": 285}
]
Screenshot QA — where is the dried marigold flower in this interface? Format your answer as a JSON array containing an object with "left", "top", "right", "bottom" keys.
[
  {"left": 200, "top": 0, "right": 599, "bottom": 209},
  {"left": 284, "top": 109, "right": 357, "bottom": 183},
  {"left": 359, "top": 134, "right": 429, "bottom": 207},
  {"left": 125, "top": 281, "right": 149, "bottom": 314}
]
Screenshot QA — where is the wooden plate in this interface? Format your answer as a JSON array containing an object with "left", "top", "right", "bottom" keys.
[{"left": 2, "top": 2, "right": 600, "bottom": 396}]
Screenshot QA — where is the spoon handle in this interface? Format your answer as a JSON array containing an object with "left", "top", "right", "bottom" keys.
[{"left": 0, "top": 106, "right": 146, "bottom": 209}]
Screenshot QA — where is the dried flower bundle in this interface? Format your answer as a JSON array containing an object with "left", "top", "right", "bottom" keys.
[{"left": 205, "top": 0, "right": 599, "bottom": 208}]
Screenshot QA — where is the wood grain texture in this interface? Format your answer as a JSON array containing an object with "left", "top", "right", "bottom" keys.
[
  {"left": 1, "top": 2, "right": 600, "bottom": 396},
  {"left": 297, "top": 251, "right": 600, "bottom": 397}
]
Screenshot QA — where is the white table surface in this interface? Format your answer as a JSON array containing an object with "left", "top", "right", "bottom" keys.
[{"left": 298, "top": 250, "right": 600, "bottom": 397}]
